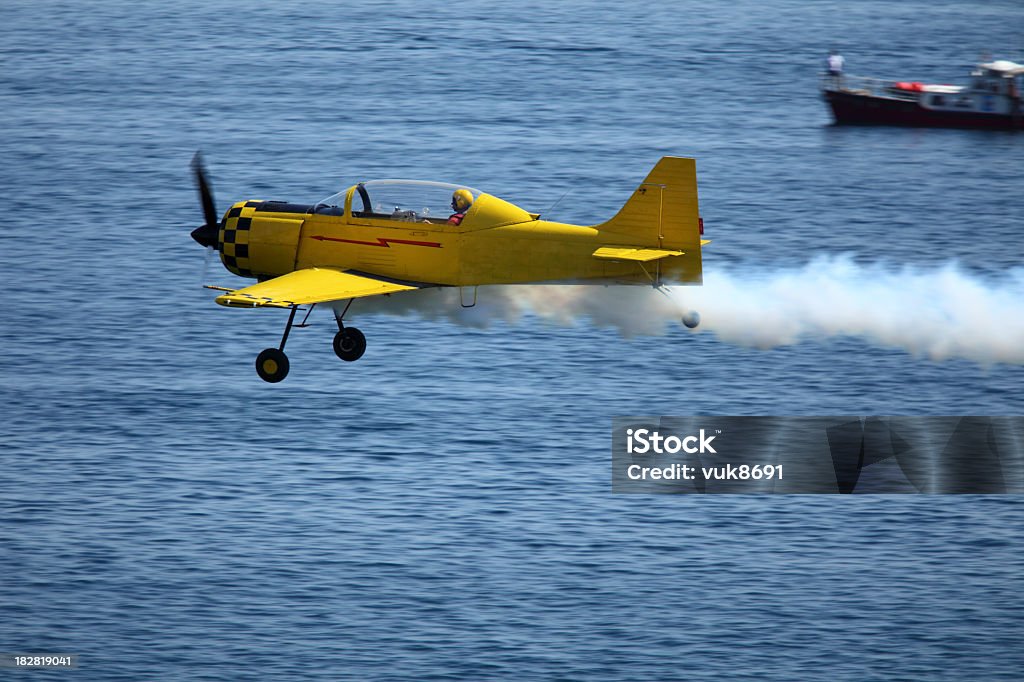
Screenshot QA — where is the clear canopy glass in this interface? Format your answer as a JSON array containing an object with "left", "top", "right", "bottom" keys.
[{"left": 315, "top": 180, "right": 481, "bottom": 221}]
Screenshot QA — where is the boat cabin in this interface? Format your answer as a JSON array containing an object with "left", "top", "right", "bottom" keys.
[{"left": 970, "top": 60, "right": 1023, "bottom": 96}]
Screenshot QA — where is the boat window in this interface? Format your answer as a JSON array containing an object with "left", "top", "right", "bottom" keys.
[
  {"left": 931, "top": 95, "right": 946, "bottom": 106},
  {"left": 973, "top": 78, "right": 1002, "bottom": 94}
]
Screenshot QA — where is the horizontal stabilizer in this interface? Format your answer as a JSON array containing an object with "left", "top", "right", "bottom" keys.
[
  {"left": 592, "top": 246, "right": 684, "bottom": 262},
  {"left": 213, "top": 267, "right": 417, "bottom": 308}
]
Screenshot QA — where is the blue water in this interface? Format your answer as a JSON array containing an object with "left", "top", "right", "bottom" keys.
[{"left": 2, "top": 0, "right": 1023, "bottom": 679}]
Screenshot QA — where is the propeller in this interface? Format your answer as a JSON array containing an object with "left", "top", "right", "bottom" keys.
[{"left": 190, "top": 151, "right": 220, "bottom": 248}]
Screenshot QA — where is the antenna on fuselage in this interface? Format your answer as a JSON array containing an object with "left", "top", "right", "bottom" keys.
[{"left": 541, "top": 188, "right": 571, "bottom": 219}]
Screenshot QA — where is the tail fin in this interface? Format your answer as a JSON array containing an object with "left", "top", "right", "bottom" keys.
[{"left": 597, "top": 156, "right": 704, "bottom": 284}]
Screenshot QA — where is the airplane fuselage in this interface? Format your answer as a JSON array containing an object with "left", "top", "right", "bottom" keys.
[{"left": 217, "top": 189, "right": 700, "bottom": 289}]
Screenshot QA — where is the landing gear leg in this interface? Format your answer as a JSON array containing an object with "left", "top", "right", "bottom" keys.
[
  {"left": 332, "top": 300, "right": 366, "bottom": 362},
  {"left": 255, "top": 305, "right": 298, "bottom": 383}
]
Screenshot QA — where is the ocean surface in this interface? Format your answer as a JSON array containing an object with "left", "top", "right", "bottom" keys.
[{"left": 2, "top": 0, "right": 1023, "bottom": 679}]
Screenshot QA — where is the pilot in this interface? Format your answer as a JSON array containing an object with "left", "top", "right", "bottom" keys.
[{"left": 447, "top": 188, "right": 474, "bottom": 225}]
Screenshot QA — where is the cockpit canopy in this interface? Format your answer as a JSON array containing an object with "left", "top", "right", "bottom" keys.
[{"left": 315, "top": 179, "right": 482, "bottom": 221}]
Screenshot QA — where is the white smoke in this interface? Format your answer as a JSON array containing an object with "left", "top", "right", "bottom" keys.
[
  {"left": 678, "top": 255, "right": 1024, "bottom": 364},
  {"left": 348, "top": 255, "right": 1024, "bottom": 364},
  {"left": 347, "top": 283, "right": 679, "bottom": 335}
]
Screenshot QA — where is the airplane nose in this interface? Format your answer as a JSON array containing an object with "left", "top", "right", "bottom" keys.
[{"left": 191, "top": 222, "right": 219, "bottom": 248}]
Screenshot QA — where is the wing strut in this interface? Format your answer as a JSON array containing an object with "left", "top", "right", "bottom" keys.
[
  {"left": 278, "top": 306, "right": 299, "bottom": 352},
  {"left": 334, "top": 299, "right": 354, "bottom": 330}
]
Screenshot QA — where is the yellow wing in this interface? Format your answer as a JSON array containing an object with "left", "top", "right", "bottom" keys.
[{"left": 212, "top": 267, "right": 418, "bottom": 308}]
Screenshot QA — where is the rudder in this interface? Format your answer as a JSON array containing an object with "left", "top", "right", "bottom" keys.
[{"left": 597, "top": 157, "right": 703, "bottom": 284}]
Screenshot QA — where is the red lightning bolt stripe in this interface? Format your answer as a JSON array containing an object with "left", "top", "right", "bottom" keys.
[{"left": 310, "top": 235, "right": 442, "bottom": 248}]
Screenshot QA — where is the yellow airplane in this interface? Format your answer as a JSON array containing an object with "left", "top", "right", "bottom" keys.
[{"left": 191, "top": 153, "right": 708, "bottom": 382}]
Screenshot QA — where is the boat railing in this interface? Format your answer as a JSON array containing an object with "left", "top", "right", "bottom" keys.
[{"left": 821, "top": 73, "right": 918, "bottom": 101}]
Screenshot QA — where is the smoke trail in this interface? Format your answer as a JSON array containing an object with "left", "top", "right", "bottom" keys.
[
  {"left": 676, "top": 255, "right": 1024, "bottom": 364},
  {"left": 349, "top": 255, "right": 1024, "bottom": 364},
  {"left": 348, "top": 282, "right": 679, "bottom": 335}
]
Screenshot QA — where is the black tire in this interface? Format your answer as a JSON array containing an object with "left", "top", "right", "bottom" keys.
[
  {"left": 255, "top": 348, "right": 290, "bottom": 383},
  {"left": 333, "top": 327, "right": 366, "bottom": 362}
]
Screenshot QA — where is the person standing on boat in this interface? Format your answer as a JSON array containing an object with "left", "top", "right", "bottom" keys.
[{"left": 827, "top": 50, "right": 845, "bottom": 88}]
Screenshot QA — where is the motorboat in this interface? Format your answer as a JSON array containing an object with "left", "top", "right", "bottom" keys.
[{"left": 822, "top": 60, "right": 1024, "bottom": 129}]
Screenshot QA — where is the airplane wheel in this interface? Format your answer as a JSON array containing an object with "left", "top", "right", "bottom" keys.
[
  {"left": 255, "top": 348, "right": 290, "bottom": 383},
  {"left": 333, "top": 327, "right": 366, "bottom": 362}
]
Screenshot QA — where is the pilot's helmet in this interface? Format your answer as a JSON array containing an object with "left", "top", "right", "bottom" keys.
[{"left": 451, "top": 188, "right": 474, "bottom": 213}]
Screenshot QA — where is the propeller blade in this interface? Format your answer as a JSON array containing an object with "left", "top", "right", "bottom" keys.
[
  {"left": 191, "top": 151, "right": 220, "bottom": 247},
  {"left": 192, "top": 151, "right": 218, "bottom": 228}
]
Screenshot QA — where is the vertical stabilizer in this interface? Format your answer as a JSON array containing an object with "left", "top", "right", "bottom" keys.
[{"left": 597, "top": 157, "right": 703, "bottom": 284}]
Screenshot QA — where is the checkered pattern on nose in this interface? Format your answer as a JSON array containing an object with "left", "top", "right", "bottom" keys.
[{"left": 218, "top": 201, "right": 261, "bottom": 277}]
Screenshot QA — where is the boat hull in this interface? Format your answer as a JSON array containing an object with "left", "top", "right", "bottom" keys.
[{"left": 824, "top": 89, "right": 1023, "bottom": 130}]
